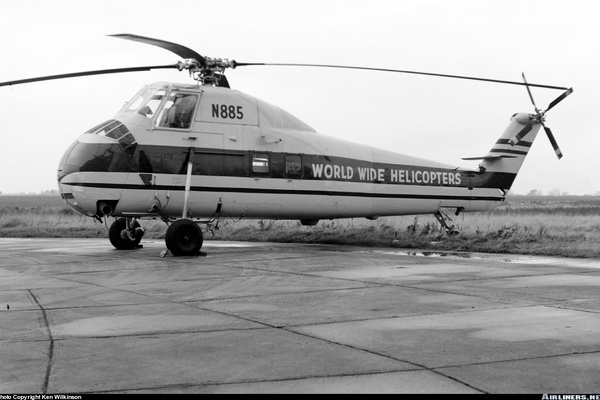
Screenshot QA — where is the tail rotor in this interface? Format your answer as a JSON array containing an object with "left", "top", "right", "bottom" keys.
[{"left": 509, "top": 72, "right": 573, "bottom": 159}]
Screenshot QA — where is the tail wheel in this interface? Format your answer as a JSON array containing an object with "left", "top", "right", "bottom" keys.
[
  {"left": 109, "top": 218, "right": 143, "bottom": 250},
  {"left": 165, "top": 219, "right": 203, "bottom": 256}
]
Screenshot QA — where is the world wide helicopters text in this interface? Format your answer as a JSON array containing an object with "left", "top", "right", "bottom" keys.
[{"left": 311, "top": 163, "right": 463, "bottom": 185}]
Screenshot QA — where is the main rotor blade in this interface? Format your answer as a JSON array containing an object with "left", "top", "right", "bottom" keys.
[
  {"left": 546, "top": 87, "right": 574, "bottom": 112},
  {"left": 0, "top": 64, "right": 180, "bottom": 87},
  {"left": 543, "top": 124, "right": 563, "bottom": 159},
  {"left": 521, "top": 72, "right": 539, "bottom": 110},
  {"left": 236, "top": 62, "right": 570, "bottom": 90},
  {"left": 109, "top": 34, "right": 207, "bottom": 66}
]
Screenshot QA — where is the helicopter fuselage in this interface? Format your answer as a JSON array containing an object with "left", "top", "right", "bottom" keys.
[{"left": 57, "top": 82, "right": 516, "bottom": 225}]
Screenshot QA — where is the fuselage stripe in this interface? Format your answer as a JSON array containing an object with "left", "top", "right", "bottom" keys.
[
  {"left": 489, "top": 148, "right": 529, "bottom": 156},
  {"left": 62, "top": 181, "right": 504, "bottom": 202},
  {"left": 496, "top": 139, "right": 532, "bottom": 148}
]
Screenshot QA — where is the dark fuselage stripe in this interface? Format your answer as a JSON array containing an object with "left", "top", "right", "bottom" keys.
[{"left": 60, "top": 141, "right": 519, "bottom": 190}]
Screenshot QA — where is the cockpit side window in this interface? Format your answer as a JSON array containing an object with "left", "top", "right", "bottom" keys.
[
  {"left": 124, "top": 87, "right": 167, "bottom": 119},
  {"left": 156, "top": 93, "right": 198, "bottom": 129}
]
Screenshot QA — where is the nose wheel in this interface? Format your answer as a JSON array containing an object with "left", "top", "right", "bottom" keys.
[{"left": 165, "top": 219, "right": 204, "bottom": 256}]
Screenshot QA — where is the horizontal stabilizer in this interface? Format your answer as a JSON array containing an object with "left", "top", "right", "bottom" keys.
[{"left": 462, "top": 154, "right": 518, "bottom": 161}]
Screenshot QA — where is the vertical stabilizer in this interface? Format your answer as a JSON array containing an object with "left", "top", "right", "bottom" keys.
[
  {"left": 479, "top": 112, "right": 542, "bottom": 175},
  {"left": 461, "top": 112, "right": 542, "bottom": 179}
]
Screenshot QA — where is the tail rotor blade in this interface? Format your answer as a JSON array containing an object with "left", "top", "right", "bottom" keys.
[
  {"left": 522, "top": 72, "right": 538, "bottom": 110},
  {"left": 543, "top": 125, "right": 563, "bottom": 159},
  {"left": 546, "top": 87, "right": 574, "bottom": 112}
]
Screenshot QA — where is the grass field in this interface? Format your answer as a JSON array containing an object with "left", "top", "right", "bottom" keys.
[{"left": 1, "top": 194, "right": 600, "bottom": 258}]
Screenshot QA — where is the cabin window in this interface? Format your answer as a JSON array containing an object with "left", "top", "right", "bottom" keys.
[
  {"left": 285, "top": 155, "right": 302, "bottom": 177},
  {"left": 252, "top": 153, "right": 269, "bottom": 173},
  {"left": 156, "top": 93, "right": 198, "bottom": 129}
]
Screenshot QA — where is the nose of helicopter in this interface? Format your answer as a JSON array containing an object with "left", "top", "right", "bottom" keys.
[{"left": 57, "top": 120, "right": 136, "bottom": 216}]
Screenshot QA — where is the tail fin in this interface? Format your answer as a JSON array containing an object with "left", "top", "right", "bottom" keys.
[
  {"left": 481, "top": 112, "right": 542, "bottom": 175},
  {"left": 463, "top": 112, "right": 542, "bottom": 177}
]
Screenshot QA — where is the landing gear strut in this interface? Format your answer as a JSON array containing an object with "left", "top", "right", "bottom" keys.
[
  {"left": 434, "top": 209, "right": 460, "bottom": 236},
  {"left": 161, "top": 143, "right": 204, "bottom": 257},
  {"left": 108, "top": 217, "right": 145, "bottom": 249}
]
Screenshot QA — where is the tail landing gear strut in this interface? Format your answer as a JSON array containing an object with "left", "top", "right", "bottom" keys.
[{"left": 434, "top": 209, "right": 461, "bottom": 236}]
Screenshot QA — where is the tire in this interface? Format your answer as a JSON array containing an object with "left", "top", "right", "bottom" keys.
[
  {"left": 108, "top": 218, "right": 142, "bottom": 250},
  {"left": 165, "top": 219, "right": 203, "bottom": 256}
]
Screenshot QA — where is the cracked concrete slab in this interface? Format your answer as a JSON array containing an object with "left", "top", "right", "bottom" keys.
[{"left": 0, "top": 238, "right": 598, "bottom": 394}]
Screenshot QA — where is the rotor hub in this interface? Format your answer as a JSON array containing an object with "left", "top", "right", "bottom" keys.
[
  {"left": 176, "top": 57, "right": 237, "bottom": 85},
  {"left": 531, "top": 110, "right": 546, "bottom": 124}
]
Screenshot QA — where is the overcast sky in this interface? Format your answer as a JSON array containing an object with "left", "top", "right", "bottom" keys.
[{"left": 1, "top": 0, "right": 598, "bottom": 195}]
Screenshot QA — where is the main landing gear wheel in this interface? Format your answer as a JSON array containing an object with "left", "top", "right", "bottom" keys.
[
  {"left": 165, "top": 219, "right": 203, "bottom": 256},
  {"left": 109, "top": 217, "right": 144, "bottom": 249}
]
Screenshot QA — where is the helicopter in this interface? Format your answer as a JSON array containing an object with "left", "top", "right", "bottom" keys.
[{"left": 0, "top": 34, "right": 573, "bottom": 256}]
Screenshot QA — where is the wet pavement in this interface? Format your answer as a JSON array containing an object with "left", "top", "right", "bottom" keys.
[{"left": 0, "top": 238, "right": 599, "bottom": 394}]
